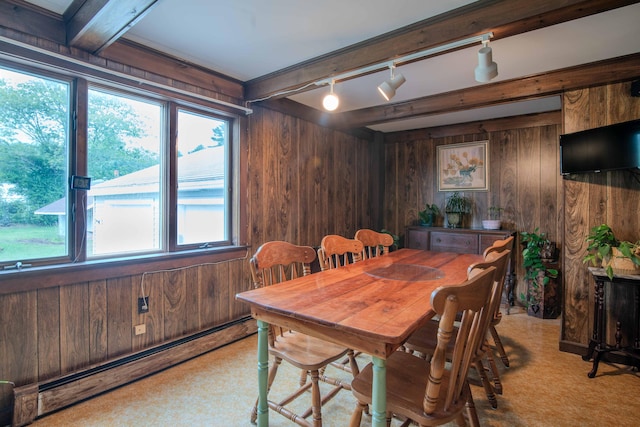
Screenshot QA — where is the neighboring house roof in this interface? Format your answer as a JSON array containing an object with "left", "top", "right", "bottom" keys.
[
  {"left": 90, "top": 146, "right": 225, "bottom": 196},
  {"left": 35, "top": 146, "right": 225, "bottom": 213},
  {"left": 35, "top": 196, "right": 94, "bottom": 215}
]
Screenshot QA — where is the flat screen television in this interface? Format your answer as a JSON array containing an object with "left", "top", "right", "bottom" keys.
[{"left": 559, "top": 118, "right": 640, "bottom": 175}]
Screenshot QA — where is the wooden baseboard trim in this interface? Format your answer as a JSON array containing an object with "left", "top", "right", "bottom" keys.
[
  {"left": 559, "top": 340, "right": 587, "bottom": 356},
  {"left": 12, "top": 318, "right": 257, "bottom": 427}
]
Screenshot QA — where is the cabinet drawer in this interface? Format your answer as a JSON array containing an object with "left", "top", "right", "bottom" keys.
[
  {"left": 480, "top": 235, "right": 503, "bottom": 253},
  {"left": 406, "top": 229, "right": 429, "bottom": 250},
  {"left": 430, "top": 231, "right": 478, "bottom": 254}
]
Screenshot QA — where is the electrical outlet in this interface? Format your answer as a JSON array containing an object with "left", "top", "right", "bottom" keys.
[
  {"left": 138, "top": 296, "right": 149, "bottom": 314},
  {"left": 134, "top": 324, "right": 146, "bottom": 335}
]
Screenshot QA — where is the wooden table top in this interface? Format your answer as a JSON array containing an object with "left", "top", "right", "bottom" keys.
[{"left": 236, "top": 249, "right": 482, "bottom": 358}]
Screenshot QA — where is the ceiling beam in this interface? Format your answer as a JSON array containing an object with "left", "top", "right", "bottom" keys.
[
  {"left": 244, "top": 0, "right": 639, "bottom": 101},
  {"left": 0, "top": 0, "right": 65, "bottom": 44},
  {"left": 260, "top": 53, "right": 640, "bottom": 131},
  {"left": 384, "top": 110, "right": 562, "bottom": 141},
  {"left": 64, "top": 0, "right": 158, "bottom": 54},
  {"left": 329, "top": 53, "right": 640, "bottom": 129}
]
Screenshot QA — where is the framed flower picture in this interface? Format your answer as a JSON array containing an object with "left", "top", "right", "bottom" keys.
[{"left": 437, "top": 141, "right": 489, "bottom": 191}]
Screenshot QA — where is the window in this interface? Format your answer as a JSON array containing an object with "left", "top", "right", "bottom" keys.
[
  {"left": 87, "top": 87, "right": 163, "bottom": 257},
  {"left": 176, "top": 109, "right": 229, "bottom": 247},
  {"left": 0, "top": 65, "right": 71, "bottom": 264},
  {"left": 0, "top": 61, "right": 237, "bottom": 269}
]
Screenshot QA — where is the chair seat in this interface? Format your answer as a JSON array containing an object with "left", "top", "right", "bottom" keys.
[
  {"left": 270, "top": 331, "right": 350, "bottom": 370},
  {"left": 404, "top": 320, "right": 454, "bottom": 356},
  {"left": 351, "top": 351, "right": 470, "bottom": 425}
]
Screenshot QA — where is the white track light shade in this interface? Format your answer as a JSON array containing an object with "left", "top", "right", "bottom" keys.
[
  {"left": 323, "top": 93, "right": 339, "bottom": 111},
  {"left": 474, "top": 46, "right": 498, "bottom": 82},
  {"left": 377, "top": 72, "right": 406, "bottom": 101},
  {"left": 322, "top": 82, "right": 339, "bottom": 111}
]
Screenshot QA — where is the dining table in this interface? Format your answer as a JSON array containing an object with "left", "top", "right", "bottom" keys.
[{"left": 236, "top": 248, "right": 483, "bottom": 427}]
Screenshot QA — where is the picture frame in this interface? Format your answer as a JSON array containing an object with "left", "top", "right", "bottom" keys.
[{"left": 437, "top": 141, "right": 489, "bottom": 191}]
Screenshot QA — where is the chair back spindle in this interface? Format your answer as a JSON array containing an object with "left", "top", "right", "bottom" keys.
[
  {"left": 424, "top": 266, "right": 496, "bottom": 414},
  {"left": 318, "top": 234, "right": 364, "bottom": 271},
  {"left": 250, "top": 241, "right": 315, "bottom": 288},
  {"left": 355, "top": 228, "right": 394, "bottom": 259}
]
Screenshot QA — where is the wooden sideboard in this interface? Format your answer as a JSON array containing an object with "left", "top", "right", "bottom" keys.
[
  {"left": 405, "top": 226, "right": 515, "bottom": 253},
  {"left": 405, "top": 226, "right": 517, "bottom": 308},
  {"left": 583, "top": 268, "right": 640, "bottom": 377}
]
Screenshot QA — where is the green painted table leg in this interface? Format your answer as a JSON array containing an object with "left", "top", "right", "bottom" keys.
[
  {"left": 257, "top": 320, "right": 269, "bottom": 426},
  {"left": 371, "top": 356, "right": 387, "bottom": 427}
]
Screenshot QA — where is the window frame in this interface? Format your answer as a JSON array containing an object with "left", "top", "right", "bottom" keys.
[
  {"left": 170, "top": 104, "right": 235, "bottom": 251},
  {"left": 85, "top": 83, "right": 167, "bottom": 259},
  {"left": 0, "top": 60, "right": 76, "bottom": 266},
  {"left": 0, "top": 57, "right": 244, "bottom": 278}
]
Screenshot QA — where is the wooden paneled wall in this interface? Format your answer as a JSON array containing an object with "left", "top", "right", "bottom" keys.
[
  {"left": 0, "top": 106, "right": 379, "bottom": 423},
  {"left": 1, "top": 9, "right": 637, "bottom": 422},
  {"left": 0, "top": 27, "right": 256, "bottom": 422},
  {"left": 246, "top": 105, "right": 381, "bottom": 249},
  {"left": 561, "top": 81, "right": 640, "bottom": 350},
  {"left": 383, "top": 114, "right": 563, "bottom": 302},
  {"left": 0, "top": 34, "right": 381, "bottom": 425},
  {"left": 0, "top": 259, "right": 251, "bottom": 408},
  {"left": 383, "top": 80, "right": 640, "bottom": 353}
]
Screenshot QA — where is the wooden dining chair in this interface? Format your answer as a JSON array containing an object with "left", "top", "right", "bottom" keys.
[
  {"left": 317, "top": 234, "right": 364, "bottom": 271},
  {"left": 317, "top": 234, "right": 365, "bottom": 374},
  {"left": 249, "top": 241, "right": 359, "bottom": 427},
  {"left": 402, "top": 249, "right": 511, "bottom": 410},
  {"left": 466, "top": 251, "right": 511, "bottom": 407},
  {"left": 349, "top": 266, "right": 497, "bottom": 427},
  {"left": 483, "top": 236, "right": 515, "bottom": 372},
  {"left": 354, "top": 228, "right": 394, "bottom": 259}
]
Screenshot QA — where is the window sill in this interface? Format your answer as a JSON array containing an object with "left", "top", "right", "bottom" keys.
[{"left": 0, "top": 245, "right": 249, "bottom": 295}]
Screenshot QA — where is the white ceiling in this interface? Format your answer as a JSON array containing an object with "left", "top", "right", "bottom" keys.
[{"left": 24, "top": 1, "right": 640, "bottom": 132}]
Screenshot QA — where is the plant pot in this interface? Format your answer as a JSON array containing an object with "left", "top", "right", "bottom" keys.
[
  {"left": 419, "top": 213, "right": 435, "bottom": 227},
  {"left": 482, "top": 219, "right": 501, "bottom": 230},
  {"left": 445, "top": 212, "right": 463, "bottom": 228},
  {"left": 603, "top": 247, "right": 640, "bottom": 275},
  {"left": 525, "top": 267, "right": 561, "bottom": 319}
]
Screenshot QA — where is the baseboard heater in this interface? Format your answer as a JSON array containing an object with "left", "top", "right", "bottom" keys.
[{"left": 12, "top": 317, "right": 257, "bottom": 426}]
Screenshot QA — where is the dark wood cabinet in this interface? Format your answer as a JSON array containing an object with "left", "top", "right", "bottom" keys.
[
  {"left": 584, "top": 268, "right": 640, "bottom": 377},
  {"left": 406, "top": 227, "right": 430, "bottom": 250},
  {"left": 405, "top": 226, "right": 517, "bottom": 307},
  {"left": 405, "top": 227, "right": 514, "bottom": 253},
  {"left": 430, "top": 231, "right": 479, "bottom": 253}
]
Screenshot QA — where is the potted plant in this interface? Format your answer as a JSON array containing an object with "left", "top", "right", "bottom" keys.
[
  {"left": 444, "top": 192, "right": 471, "bottom": 228},
  {"left": 418, "top": 204, "right": 440, "bottom": 227},
  {"left": 583, "top": 224, "right": 640, "bottom": 280},
  {"left": 482, "top": 206, "right": 503, "bottom": 230},
  {"left": 520, "top": 228, "right": 559, "bottom": 317}
]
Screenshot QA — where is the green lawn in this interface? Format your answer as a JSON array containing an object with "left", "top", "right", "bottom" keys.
[{"left": 0, "top": 224, "right": 66, "bottom": 263}]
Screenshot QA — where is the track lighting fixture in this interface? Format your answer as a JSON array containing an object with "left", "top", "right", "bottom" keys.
[
  {"left": 378, "top": 65, "right": 406, "bottom": 101},
  {"left": 285, "top": 32, "right": 496, "bottom": 111},
  {"left": 474, "top": 38, "right": 498, "bottom": 83},
  {"left": 322, "top": 80, "right": 339, "bottom": 111}
]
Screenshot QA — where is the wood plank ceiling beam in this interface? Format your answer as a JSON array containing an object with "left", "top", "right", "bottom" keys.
[
  {"left": 64, "top": 0, "right": 158, "bottom": 54},
  {"left": 0, "top": 1, "right": 65, "bottom": 44},
  {"left": 328, "top": 53, "right": 640, "bottom": 129},
  {"left": 257, "top": 53, "right": 640, "bottom": 130},
  {"left": 244, "top": 0, "right": 639, "bottom": 102}
]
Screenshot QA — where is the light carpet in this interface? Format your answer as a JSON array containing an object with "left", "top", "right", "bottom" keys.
[{"left": 31, "top": 308, "right": 640, "bottom": 426}]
